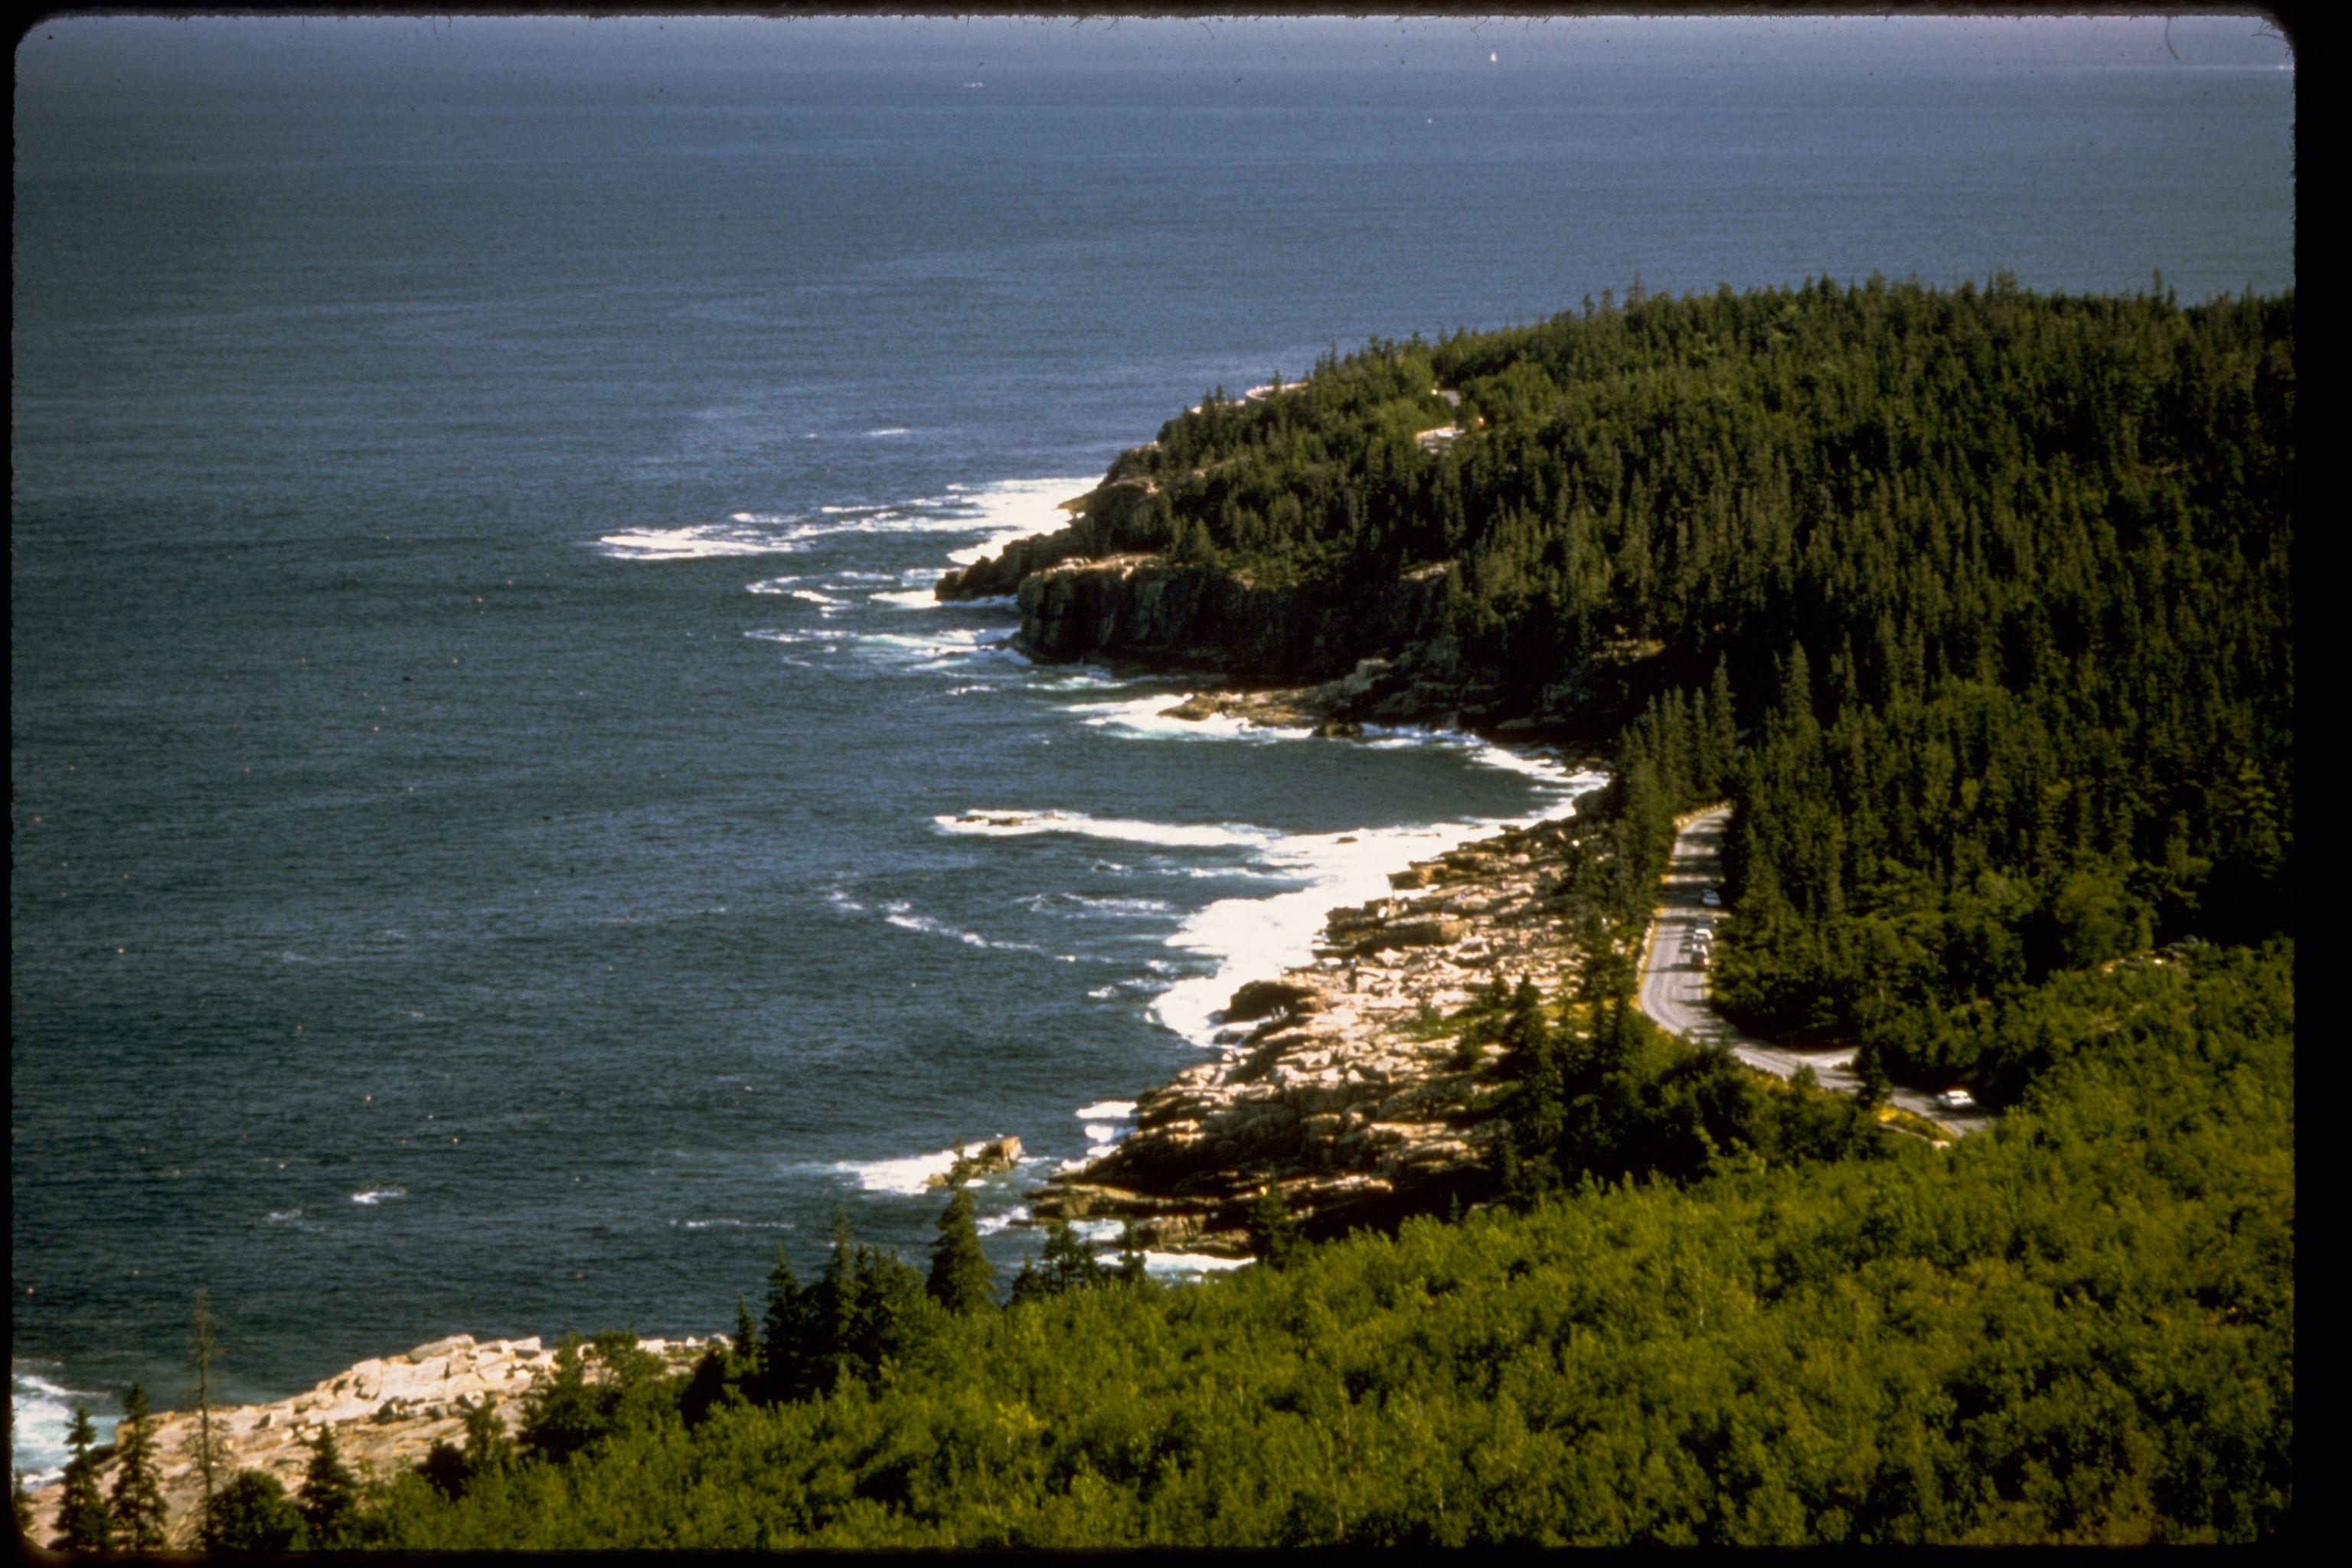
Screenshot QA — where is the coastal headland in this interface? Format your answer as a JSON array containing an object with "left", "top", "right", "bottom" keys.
[{"left": 934, "top": 473, "right": 1663, "bottom": 743}]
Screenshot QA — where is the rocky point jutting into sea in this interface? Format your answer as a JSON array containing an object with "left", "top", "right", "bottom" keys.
[
  {"left": 933, "top": 490, "right": 1630, "bottom": 1249},
  {"left": 1037, "top": 800, "right": 1615, "bottom": 1251},
  {"left": 21, "top": 1334, "right": 712, "bottom": 1550}
]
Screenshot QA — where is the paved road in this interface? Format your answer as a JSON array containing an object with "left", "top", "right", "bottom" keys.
[{"left": 1637, "top": 806, "right": 1992, "bottom": 1139}]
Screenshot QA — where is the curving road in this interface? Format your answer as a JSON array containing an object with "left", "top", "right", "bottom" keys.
[{"left": 1637, "top": 805, "right": 1991, "bottom": 1139}]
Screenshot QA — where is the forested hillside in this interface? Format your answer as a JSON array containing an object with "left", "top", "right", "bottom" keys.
[
  {"left": 1073, "top": 277, "right": 2292, "bottom": 1093},
  {"left": 325, "top": 281, "right": 2287, "bottom": 1547}
]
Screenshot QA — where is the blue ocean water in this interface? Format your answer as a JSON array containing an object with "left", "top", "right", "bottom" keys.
[{"left": 10, "top": 15, "right": 2293, "bottom": 1472}]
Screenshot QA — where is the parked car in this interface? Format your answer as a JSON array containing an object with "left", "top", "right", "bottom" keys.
[
  {"left": 1936, "top": 1088, "right": 1977, "bottom": 1111},
  {"left": 1700, "top": 889, "right": 1721, "bottom": 907}
]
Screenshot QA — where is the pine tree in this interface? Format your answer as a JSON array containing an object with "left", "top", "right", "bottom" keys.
[
  {"left": 756, "top": 1244, "right": 802, "bottom": 1403},
  {"left": 926, "top": 1187, "right": 998, "bottom": 1315},
  {"left": 461, "top": 1393, "right": 514, "bottom": 1480},
  {"left": 1246, "top": 1185, "right": 1305, "bottom": 1270},
  {"left": 815, "top": 1211, "right": 865, "bottom": 1393},
  {"left": 52, "top": 1406, "right": 110, "bottom": 1553},
  {"left": 1854, "top": 1042, "right": 1893, "bottom": 1111},
  {"left": 107, "top": 1383, "right": 168, "bottom": 1551},
  {"left": 187, "top": 1289, "right": 223, "bottom": 1540},
  {"left": 1703, "top": 657, "right": 1738, "bottom": 794},
  {"left": 418, "top": 1439, "right": 471, "bottom": 1501},
  {"left": 1500, "top": 976, "right": 1553, "bottom": 1083},
  {"left": 1116, "top": 1221, "right": 1151, "bottom": 1287},
  {"left": 732, "top": 1294, "right": 759, "bottom": 1364},
  {"left": 201, "top": 1471, "right": 301, "bottom": 1553},
  {"left": 298, "top": 1423, "right": 360, "bottom": 1548},
  {"left": 1047, "top": 1215, "right": 1110, "bottom": 1293}
]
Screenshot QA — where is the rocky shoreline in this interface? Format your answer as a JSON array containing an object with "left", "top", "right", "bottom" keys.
[
  {"left": 1035, "top": 772, "right": 1612, "bottom": 1253},
  {"left": 21, "top": 1331, "right": 711, "bottom": 1550}
]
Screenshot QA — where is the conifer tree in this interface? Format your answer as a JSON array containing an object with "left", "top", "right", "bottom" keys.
[
  {"left": 756, "top": 1244, "right": 802, "bottom": 1403},
  {"left": 815, "top": 1211, "right": 865, "bottom": 1393},
  {"left": 418, "top": 1439, "right": 471, "bottom": 1501},
  {"left": 1854, "top": 1043, "right": 1893, "bottom": 1111},
  {"left": 1500, "top": 976, "right": 1553, "bottom": 1082},
  {"left": 107, "top": 1383, "right": 168, "bottom": 1551},
  {"left": 461, "top": 1393, "right": 514, "bottom": 1480},
  {"left": 10, "top": 1469, "right": 30, "bottom": 1538},
  {"left": 678, "top": 1344, "right": 742, "bottom": 1432},
  {"left": 298, "top": 1423, "right": 360, "bottom": 1548},
  {"left": 732, "top": 1294, "right": 759, "bottom": 1364},
  {"left": 201, "top": 1471, "right": 301, "bottom": 1553},
  {"left": 1039, "top": 1214, "right": 1109, "bottom": 1294},
  {"left": 1246, "top": 1185, "right": 1305, "bottom": 1271},
  {"left": 926, "top": 1186, "right": 998, "bottom": 1315},
  {"left": 1116, "top": 1220, "right": 1151, "bottom": 1287},
  {"left": 52, "top": 1406, "right": 110, "bottom": 1553},
  {"left": 187, "top": 1289, "right": 223, "bottom": 1540}
]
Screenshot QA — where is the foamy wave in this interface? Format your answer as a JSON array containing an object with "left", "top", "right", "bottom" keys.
[
  {"left": 976, "top": 1205, "right": 1030, "bottom": 1236},
  {"left": 601, "top": 475, "right": 1091, "bottom": 567},
  {"left": 856, "top": 628, "right": 1020, "bottom": 665},
  {"left": 1019, "top": 892, "right": 1175, "bottom": 917},
  {"left": 746, "top": 576, "right": 804, "bottom": 594},
  {"left": 10, "top": 1367, "right": 117, "bottom": 1484},
  {"left": 868, "top": 427, "right": 912, "bottom": 437},
  {"left": 1071, "top": 692, "right": 1315, "bottom": 743},
  {"left": 881, "top": 900, "right": 1073, "bottom": 959},
  {"left": 596, "top": 523, "right": 806, "bottom": 562},
  {"left": 870, "top": 588, "right": 944, "bottom": 609},
  {"left": 351, "top": 1186, "right": 407, "bottom": 1206},
  {"left": 1148, "top": 767, "right": 1609, "bottom": 1045},
  {"left": 1361, "top": 726, "right": 1589, "bottom": 792},
  {"left": 1076, "top": 1099, "right": 1136, "bottom": 1120},
  {"left": 1143, "top": 1251, "right": 1254, "bottom": 1276},
  {"left": 746, "top": 627, "right": 853, "bottom": 647},
  {"left": 936, "top": 809, "right": 1273, "bottom": 851},
  {"left": 829, "top": 1148, "right": 965, "bottom": 1196},
  {"left": 827, "top": 1145, "right": 1035, "bottom": 1199},
  {"left": 942, "top": 475, "right": 1099, "bottom": 567},
  {"left": 830, "top": 886, "right": 1075, "bottom": 962}
]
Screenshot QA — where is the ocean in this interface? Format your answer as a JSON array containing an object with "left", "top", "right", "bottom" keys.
[{"left": 10, "top": 15, "right": 2294, "bottom": 1475}]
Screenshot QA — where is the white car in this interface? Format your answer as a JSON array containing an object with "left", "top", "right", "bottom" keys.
[
  {"left": 1700, "top": 889, "right": 1721, "bottom": 908},
  {"left": 1936, "top": 1088, "right": 1977, "bottom": 1112}
]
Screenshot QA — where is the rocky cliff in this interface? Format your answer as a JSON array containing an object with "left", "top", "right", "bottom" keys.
[{"left": 937, "top": 479, "right": 1659, "bottom": 734}]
